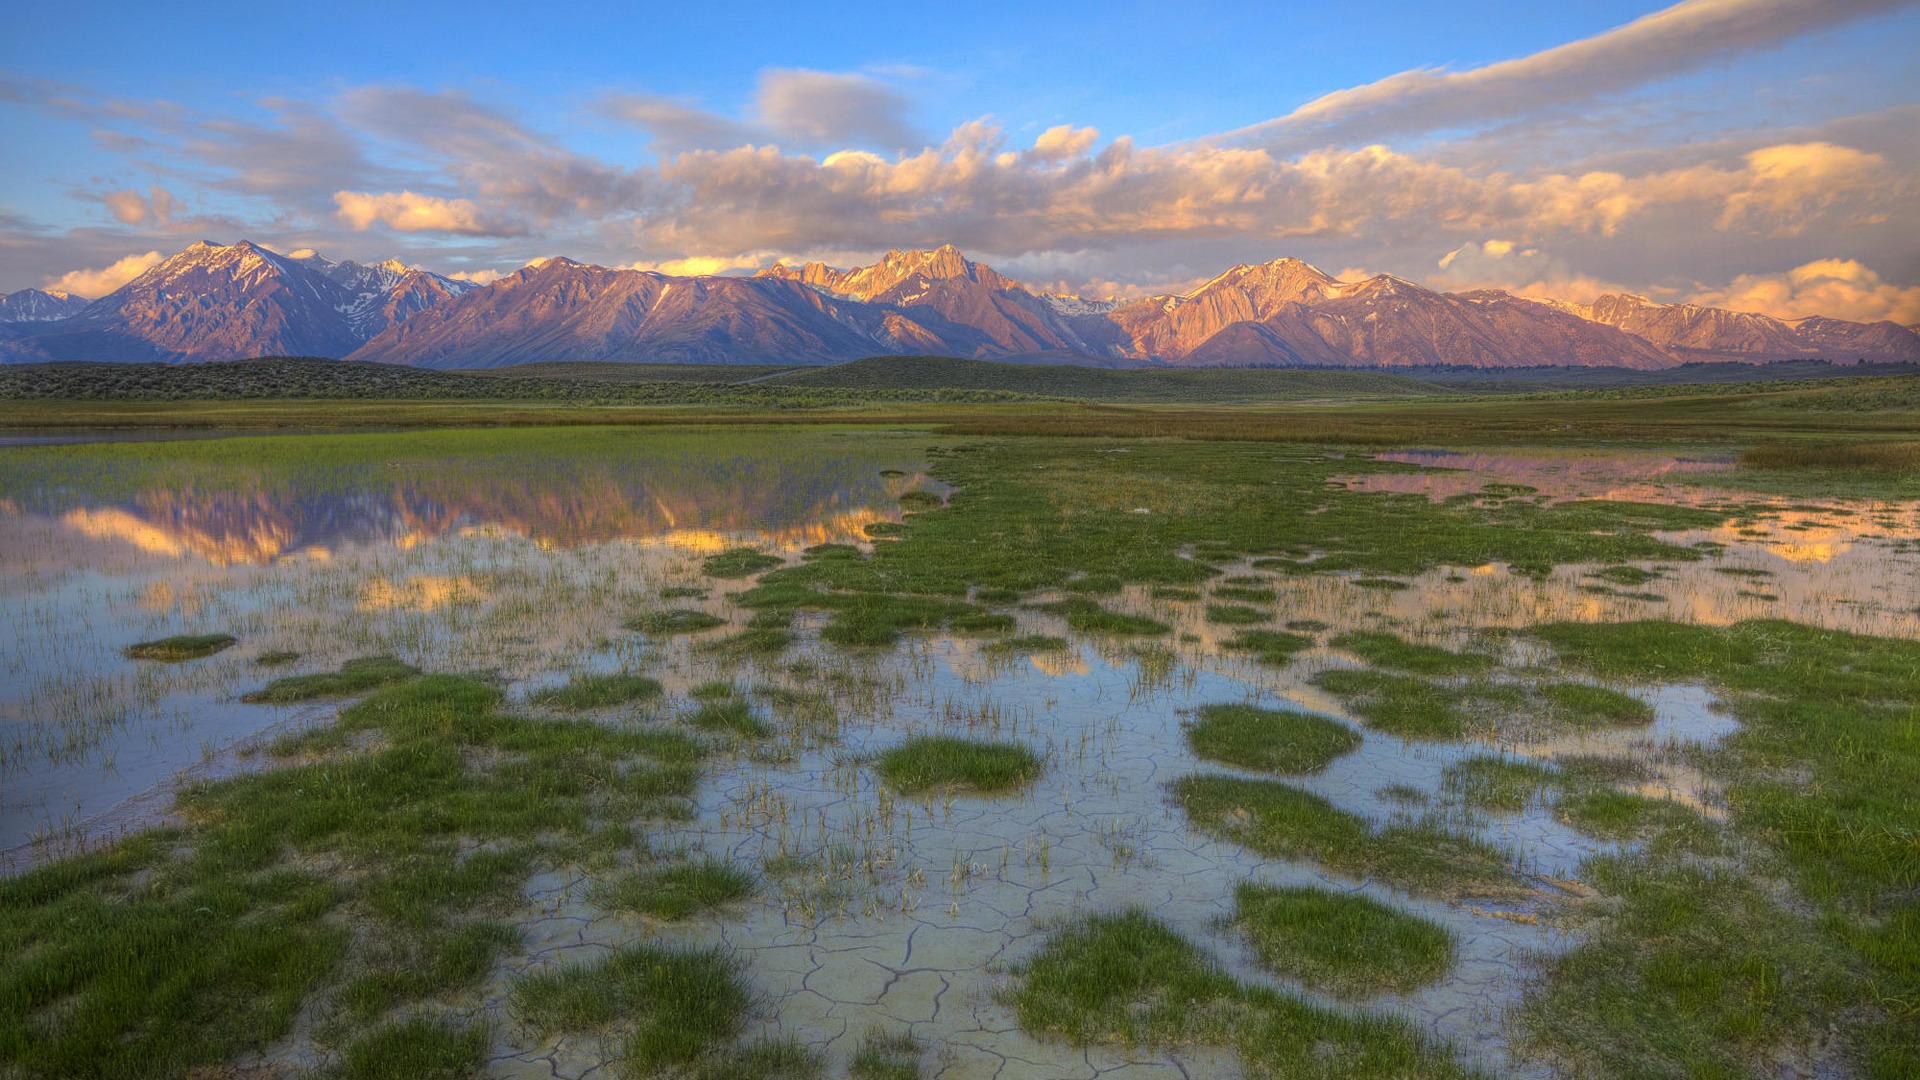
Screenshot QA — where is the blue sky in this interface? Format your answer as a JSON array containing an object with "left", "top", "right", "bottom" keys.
[{"left": 3, "top": 0, "right": 1916, "bottom": 321}]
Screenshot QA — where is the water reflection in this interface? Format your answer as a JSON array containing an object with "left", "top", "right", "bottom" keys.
[{"left": 0, "top": 428, "right": 939, "bottom": 853}]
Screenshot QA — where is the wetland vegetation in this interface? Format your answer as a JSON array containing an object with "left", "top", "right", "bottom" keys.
[{"left": 0, "top": 380, "right": 1916, "bottom": 1078}]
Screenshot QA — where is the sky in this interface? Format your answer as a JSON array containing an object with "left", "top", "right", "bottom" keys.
[{"left": 2, "top": 0, "right": 1916, "bottom": 321}]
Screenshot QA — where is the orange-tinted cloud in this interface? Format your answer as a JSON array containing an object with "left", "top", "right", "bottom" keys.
[
  {"left": 333, "top": 190, "right": 506, "bottom": 235},
  {"left": 42, "top": 250, "right": 163, "bottom": 298},
  {"left": 1690, "top": 259, "right": 1920, "bottom": 323}
]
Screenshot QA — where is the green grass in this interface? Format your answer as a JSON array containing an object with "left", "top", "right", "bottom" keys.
[
  {"left": 123, "top": 633, "right": 237, "bottom": 661},
  {"left": 1519, "top": 860, "right": 1855, "bottom": 1080},
  {"left": 1330, "top": 631, "right": 1495, "bottom": 675},
  {"left": 875, "top": 736, "right": 1042, "bottom": 794},
  {"left": 0, "top": 674, "right": 704, "bottom": 1079},
  {"left": 1232, "top": 882, "right": 1456, "bottom": 999},
  {"left": 527, "top": 672, "right": 663, "bottom": 710},
  {"left": 848, "top": 1029, "right": 924, "bottom": 1080},
  {"left": 687, "top": 697, "right": 772, "bottom": 737},
  {"left": 1539, "top": 682, "right": 1654, "bottom": 727},
  {"left": 1009, "top": 909, "right": 1482, "bottom": 1079},
  {"left": 241, "top": 655, "right": 421, "bottom": 703},
  {"left": 590, "top": 860, "right": 756, "bottom": 920},
  {"left": 1441, "top": 756, "right": 1557, "bottom": 813},
  {"left": 898, "top": 489, "right": 944, "bottom": 510},
  {"left": 695, "top": 627, "right": 793, "bottom": 657},
  {"left": 1204, "top": 603, "right": 1269, "bottom": 625},
  {"left": 1529, "top": 618, "right": 1920, "bottom": 1075},
  {"left": 340, "top": 1015, "right": 490, "bottom": 1080},
  {"left": 1314, "top": 669, "right": 1478, "bottom": 741},
  {"left": 703, "top": 548, "right": 784, "bottom": 578},
  {"left": 1182, "top": 703, "right": 1361, "bottom": 774},
  {"left": 510, "top": 943, "right": 749, "bottom": 1070},
  {"left": 1222, "top": 628, "right": 1313, "bottom": 666},
  {"left": 1174, "top": 775, "right": 1520, "bottom": 897},
  {"left": 253, "top": 649, "right": 301, "bottom": 666},
  {"left": 625, "top": 608, "right": 727, "bottom": 635}
]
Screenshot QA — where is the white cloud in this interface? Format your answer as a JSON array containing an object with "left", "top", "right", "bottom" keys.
[
  {"left": 42, "top": 250, "right": 164, "bottom": 298},
  {"left": 447, "top": 268, "right": 503, "bottom": 285}
]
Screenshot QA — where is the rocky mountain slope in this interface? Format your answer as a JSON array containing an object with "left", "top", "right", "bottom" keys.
[
  {"left": 6, "top": 240, "right": 1915, "bottom": 369},
  {"left": 1551, "top": 293, "right": 1920, "bottom": 364},
  {"left": 0, "top": 242, "right": 474, "bottom": 363}
]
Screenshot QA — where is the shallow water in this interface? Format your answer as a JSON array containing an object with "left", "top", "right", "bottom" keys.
[{"left": 2, "top": 432, "right": 1915, "bottom": 1077}]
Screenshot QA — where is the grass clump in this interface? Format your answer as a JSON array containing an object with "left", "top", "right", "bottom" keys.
[
  {"left": 253, "top": 649, "right": 301, "bottom": 666},
  {"left": 510, "top": 943, "right": 749, "bottom": 1070},
  {"left": 1222, "top": 628, "right": 1313, "bottom": 666},
  {"left": 1331, "top": 631, "right": 1495, "bottom": 675},
  {"left": 340, "top": 1015, "right": 489, "bottom": 1080},
  {"left": 876, "top": 736, "right": 1042, "bottom": 794},
  {"left": 1233, "top": 882, "right": 1456, "bottom": 999},
  {"left": 123, "top": 633, "right": 236, "bottom": 661},
  {"left": 1441, "top": 756, "right": 1557, "bottom": 813},
  {"left": 849, "top": 1029, "right": 924, "bottom": 1080},
  {"left": 242, "top": 655, "right": 420, "bottom": 703},
  {"left": 1315, "top": 669, "right": 1475, "bottom": 741},
  {"left": 696, "top": 627, "right": 792, "bottom": 658},
  {"left": 590, "top": 859, "right": 756, "bottom": 920},
  {"left": 1183, "top": 703, "right": 1360, "bottom": 775},
  {"left": 702, "top": 548, "right": 783, "bottom": 578},
  {"left": 625, "top": 608, "right": 726, "bottom": 635},
  {"left": 687, "top": 697, "right": 771, "bottom": 737},
  {"left": 528, "top": 672, "right": 662, "bottom": 710},
  {"left": 1175, "top": 774, "right": 1518, "bottom": 897},
  {"left": 898, "top": 489, "right": 944, "bottom": 510},
  {"left": 1010, "top": 909, "right": 1482, "bottom": 1079},
  {"left": 1539, "top": 682, "right": 1654, "bottom": 726},
  {"left": 1204, "top": 603, "right": 1268, "bottom": 625}
]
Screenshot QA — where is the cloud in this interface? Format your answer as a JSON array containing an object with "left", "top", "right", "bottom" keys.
[
  {"left": 1690, "top": 258, "right": 1920, "bottom": 323},
  {"left": 621, "top": 252, "right": 780, "bottom": 276},
  {"left": 102, "top": 187, "right": 183, "bottom": 227},
  {"left": 754, "top": 69, "right": 919, "bottom": 150},
  {"left": 447, "top": 268, "right": 504, "bottom": 285},
  {"left": 43, "top": 250, "right": 164, "bottom": 298},
  {"left": 1227, "top": 0, "right": 1912, "bottom": 151},
  {"left": 1716, "top": 142, "right": 1891, "bottom": 234},
  {"left": 1428, "top": 238, "right": 1638, "bottom": 302},
  {"left": 333, "top": 190, "right": 507, "bottom": 235},
  {"left": 598, "top": 94, "right": 759, "bottom": 151}
]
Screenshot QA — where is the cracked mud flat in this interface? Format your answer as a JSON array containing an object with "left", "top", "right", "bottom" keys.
[{"left": 2, "top": 436, "right": 1915, "bottom": 1077}]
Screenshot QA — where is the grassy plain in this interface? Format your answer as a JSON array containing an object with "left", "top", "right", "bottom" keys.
[{"left": 0, "top": 365, "right": 1915, "bottom": 1078}]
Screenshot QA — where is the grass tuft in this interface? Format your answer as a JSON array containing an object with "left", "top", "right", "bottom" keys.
[
  {"left": 876, "top": 736, "right": 1042, "bottom": 794},
  {"left": 625, "top": 609, "right": 726, "bottom": 635},
  {"left": 1183, "top": 703, "right": 1360, "bottom": 775},
  {"left": 702, "top": 548, "right": 784, "bottom": 578},
  {"left": 528, "top": 672, "right": 663, "bottom": 710},
  {"left": 124, "top": 633, "right": 236, "bottom": 661},
  {"left": 242, "top": 655, "right": 420, "bottom": 703},
  {"left": 590, "top": 859, "right": 756, "bottom": 920},
  {"left": 1233, "top": 882, "right": 1456, "bottom": 999}
]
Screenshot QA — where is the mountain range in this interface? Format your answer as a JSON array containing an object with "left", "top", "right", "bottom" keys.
[{"left": 3, "top": 240, "right": 1915, "bottom": 370}]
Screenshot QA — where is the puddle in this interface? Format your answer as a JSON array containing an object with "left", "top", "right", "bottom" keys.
[{"left": 0, "top": 429, "right": 940, "bottom": 853}]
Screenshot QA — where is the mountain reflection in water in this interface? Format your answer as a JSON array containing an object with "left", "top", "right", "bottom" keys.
[{"left": 2, "top": 439, "right": 932, "bottom": 566}]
